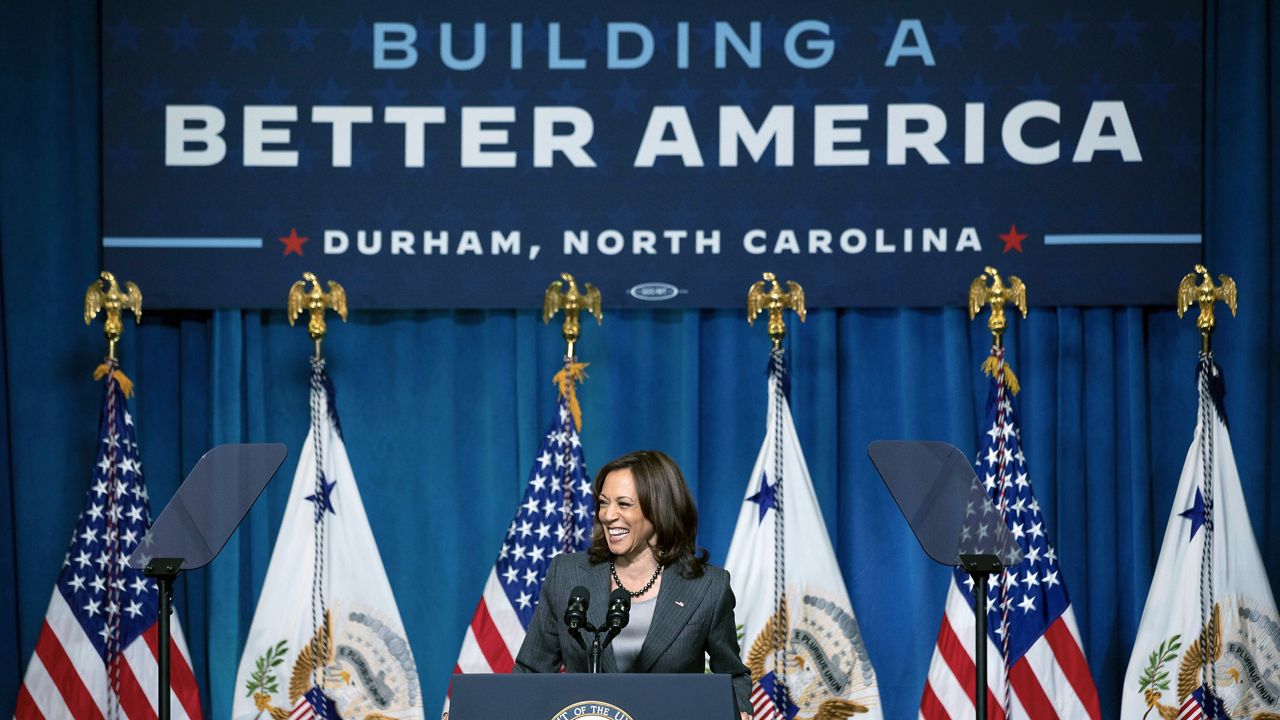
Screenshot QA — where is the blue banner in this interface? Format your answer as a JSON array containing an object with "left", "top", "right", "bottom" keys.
[{"left": 102, "top": 1, "right": 1202, "bottom": 308}]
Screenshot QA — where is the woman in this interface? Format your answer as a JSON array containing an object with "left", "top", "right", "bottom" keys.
[{"left": 514, "top": 450, "right": 753, "bottom": 717}]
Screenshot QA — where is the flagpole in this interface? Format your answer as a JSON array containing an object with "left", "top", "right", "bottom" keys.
[
  {"left": 746, "top": 272, "right": 805, "bottom": 714},
  {"left": 84, "top": 272, "right": 182, "bottom": 719},
  {"left": 966, "top": 266, "right": 1030, "bottom": 719},
  {"left": 1175, "top": 264, "right": 1237, "bottom": 708},
  {"left": 84, "top": 272, "right": 148, "bottom": 716},
  {"left": 286, "top": 273, "right": 350, "bottom": 705}
]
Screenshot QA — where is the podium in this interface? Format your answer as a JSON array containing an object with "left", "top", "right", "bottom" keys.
[{"left": 450, "top": 674, "right": 738, "bottom": 720}]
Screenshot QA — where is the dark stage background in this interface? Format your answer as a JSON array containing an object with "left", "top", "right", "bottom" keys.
[{"left": 1, "top": 2, "right": 1276, "bottom": 718}]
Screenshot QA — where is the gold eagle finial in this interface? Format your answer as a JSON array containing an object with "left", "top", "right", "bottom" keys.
[
  {"left": 84, "top": 271, "right": 142, "bottom": 361},
  {"left": 542, "top": 272, "right": 602, "bottom": 357},
  {"left": 288, "top": 272, "right": 348, "bottom": 358},
  {"left": 968, "top": 266, "right": 1027, "bottom": 347},
  {"left": 1177, "top": 264, "right": 1236, "bottom": 353},
  {"left": 747, "top": 272, "right": 806, "bottom": 349}
]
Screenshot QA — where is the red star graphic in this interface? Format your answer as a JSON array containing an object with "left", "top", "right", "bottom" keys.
[
  {"left": 998, "top": 224, "right": 1027, "bottom": 253},
  {"left": 279, "top": 228, "right": 308, "bottom": 256}
]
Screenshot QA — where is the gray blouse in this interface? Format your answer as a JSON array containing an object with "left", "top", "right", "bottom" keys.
[{"left": 611, "top": 595, "right": 658, "bottom": 672}]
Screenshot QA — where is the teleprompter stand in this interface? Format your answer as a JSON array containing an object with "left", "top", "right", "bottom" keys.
[
  {"left": 143, "top": 557, "right": 182, "bottom": 720},
  {"left": 868, "top": 440, "right": 1023, "bottom": 720},
  {"left": 958, "top": 553, "right": 1005, "bottom": 720},
  {"left": 128, "top": 444, "right": 288, "bottom": 720}
]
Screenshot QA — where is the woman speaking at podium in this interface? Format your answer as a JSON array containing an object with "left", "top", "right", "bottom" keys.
[{"left": 514, "top": 450, "right": 753, "bottom": 717}]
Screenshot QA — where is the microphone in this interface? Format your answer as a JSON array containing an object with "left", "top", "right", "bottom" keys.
[
  {"left": 564, "top": 586, "right": 590, "bottom": 648},
  {"left": 603, "top": 587, "right": 631, "bottom": 645}
]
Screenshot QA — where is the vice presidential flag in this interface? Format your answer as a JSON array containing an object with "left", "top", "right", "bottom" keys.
[
  {"left": 725, "top": 355, "right": 883, "bottom": 720},
  {"left": 920, "top": 347, "right": 1100, "bottom": 720},
  {"left": 1121, "top": 357, "right": 1280, "bottom": 719},
  {"left": 451, "top": 364, "right": 594, "bottom": 679},
  {"left": 16, "top": 363, "right": 204, "bottom": 720},
  {"left": 231, "top": 362, "right": 422, "bottom": 720}
]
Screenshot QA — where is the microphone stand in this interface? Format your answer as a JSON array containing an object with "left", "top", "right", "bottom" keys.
[
  {"left": 589, "top": 628, "right": 604, "bottom": 674},
  {"left": 566, "top": 589, "right": 629, "bottom": 674},
  {"left": 575, "top": 620, "right": 623, "bottom": 674}
]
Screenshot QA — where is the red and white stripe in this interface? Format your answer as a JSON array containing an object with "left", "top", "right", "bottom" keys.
[
  {"left": 287, "top": 695, "right": 316, "bottom": 720},
  {"left": 453, "top": 568, "right": 526, "bottom": 675},
  {"left": 16, "top": 589, "right": 203, "bottom": 720},
  {"left": 1177, "top": 694, "right": 1206, "bottom": 720},
  {"left": 919, "top": 580, "right": 1101, "bottom": 720},
  {"left": 749, "top": 682, "right": 779, "bottom": 720}
]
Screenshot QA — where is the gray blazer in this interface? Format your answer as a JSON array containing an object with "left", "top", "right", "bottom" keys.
[{"left": 513, "top": 552, "right": 753, "bottom": 715}]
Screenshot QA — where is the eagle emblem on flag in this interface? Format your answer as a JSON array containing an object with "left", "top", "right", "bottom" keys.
[
  {"left": 246, "top": 604, "right": 419, "bottom": 720},
  {"left": 1135, "top": 599, "right": 1280, "bottom": 720},
  {"left": 746, "top": 597, "right": 872, "bottom": 720}
]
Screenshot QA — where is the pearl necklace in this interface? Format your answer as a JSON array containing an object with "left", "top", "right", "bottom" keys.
[{"left": 611, "top": 560, "right": 662, "bottom": 598}]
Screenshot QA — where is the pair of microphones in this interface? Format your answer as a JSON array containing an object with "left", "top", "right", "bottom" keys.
[{"left": 564, "top": 585, "right": 630, "bottom": 671}]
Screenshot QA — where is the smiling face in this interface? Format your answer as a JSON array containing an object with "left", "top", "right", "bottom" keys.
[{"left": 597, "top": 468, "right": 657, "bottom": 562}]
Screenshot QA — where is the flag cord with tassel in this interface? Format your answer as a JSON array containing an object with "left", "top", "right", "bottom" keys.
[
  {"left": 93, "top": 358, "right": 135, "bottom": 399},
  {"left": 991, "top": 345, "right": 1016, "bottom": 719},
  {"left": 309, "top": 355, "right": 329, "bottom": 718},
  {"left": 556, "top": 356, "right": 588, "bottom": 551},
  {"left": 1197, "top": 353, "right": 1217, "bottom": 702},
  {"left": 103, "top": 359, "right": 124, "bottom": 720},
  {"left": 770, "top": 347, "right": 788, "bottom": 713}
]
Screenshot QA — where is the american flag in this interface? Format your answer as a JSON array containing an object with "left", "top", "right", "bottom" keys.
[
  {"left": 16, "top": 368, "right": 203, "bottom": 720},
  {"left": 920, "top": 347, "right": 1100, "bottom": 720},
  {"left": 1178, "top": 685, "right": 1229, "bottom": 720},
  {"left": 452, "top": 378, "right": 594, "bottom": 677}
]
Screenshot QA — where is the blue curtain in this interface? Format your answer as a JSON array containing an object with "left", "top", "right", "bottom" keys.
[{"left": 2, "top": 2, "right": 1275, "bottom": 718}]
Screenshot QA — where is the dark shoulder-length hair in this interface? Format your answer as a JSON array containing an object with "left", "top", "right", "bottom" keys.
[{"left": 587, "top": 450, "right": 709, "bottom": 578}]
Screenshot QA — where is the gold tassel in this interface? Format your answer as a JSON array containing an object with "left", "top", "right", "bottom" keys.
[
  {"left": 552, "top": 362, "right": 589, "bottom": 431},
  {"left": 93, "top": 363, "right": 135, "bottom": 398},
  {"left": 980, "top": 355, "right": 1020, "bottom": 396}
]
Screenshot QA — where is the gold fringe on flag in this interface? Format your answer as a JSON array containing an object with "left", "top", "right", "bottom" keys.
[
  {"left": 553, "top": 362, "right": 589, "bottom": 431},
  {"left": 980, "top": 355, "right": 1020, "bottom": 396},
  {"left": 93, "top": 362, "right": 135, "bottom": 398}
]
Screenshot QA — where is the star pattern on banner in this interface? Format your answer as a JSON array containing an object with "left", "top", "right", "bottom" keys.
[
  {"left": 99, "top": 7, "right": 1200, "bottom": 307},
  {"left": 164, "top": 16, "right": 202, "bottom": 53},
  {"left": 279, "top": 228, "right": 308, "bottom": 256},
  {"left": 285, "top": 16, "right": 322, "bottom": 53},
  {"left": 999, "top": 224, "right": 1027, "bottom": 253}
]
